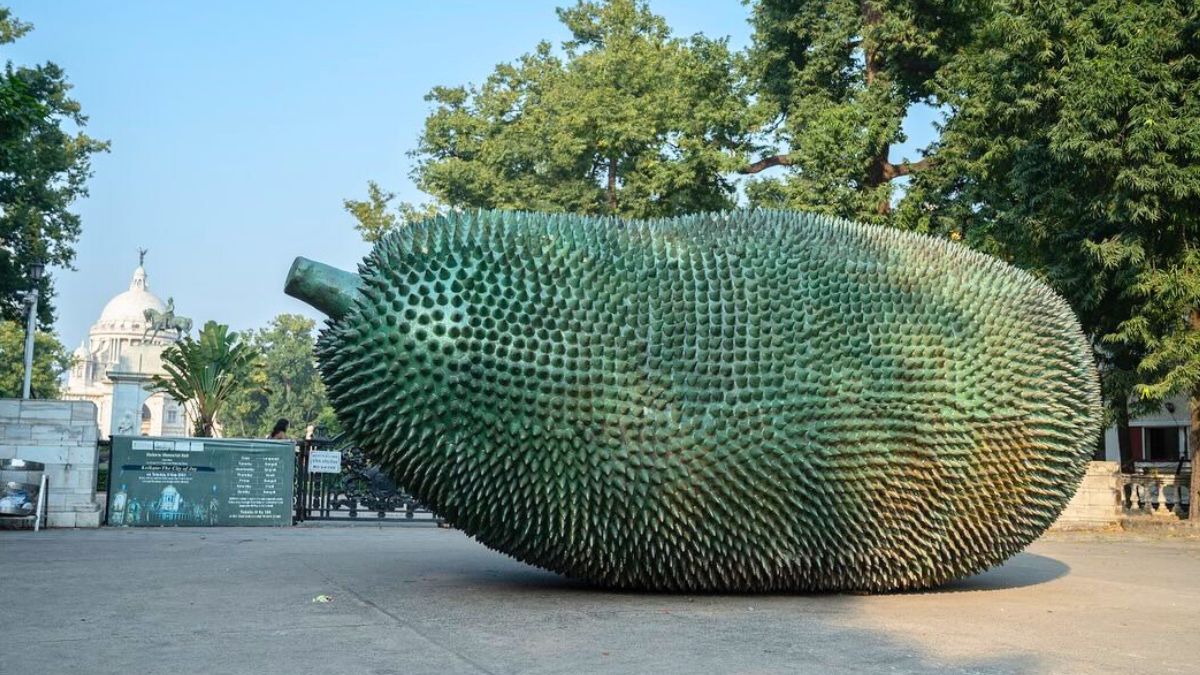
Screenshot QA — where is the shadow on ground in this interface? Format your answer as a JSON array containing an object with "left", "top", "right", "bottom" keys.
[
  {"left": 932, "top": 552, "right": 1069, "bottom": 593},
  {"left": 340, "top": 542, "right": 1068, "bottom": 672},
  {"left": 457, "top": 550, "right": 1070, "bottom": 596}
]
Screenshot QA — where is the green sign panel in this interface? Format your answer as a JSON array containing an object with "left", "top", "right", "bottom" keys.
[{"left": 107, "top": 436, "right": 294, "bottom": 527}]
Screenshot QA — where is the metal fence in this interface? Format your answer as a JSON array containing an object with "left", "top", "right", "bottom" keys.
[
  {"left": 293, "top": 437, "right": 441, "bottom": 524},
  {"left": 97, "top": 438, "right": 111, "bottom": 494}
]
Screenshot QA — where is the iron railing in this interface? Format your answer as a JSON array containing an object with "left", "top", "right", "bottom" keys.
[
  {"left": 293, "top": 436, "right": 441, "bottom": 524},
  {"left": 96, "top": 438, "right": 111, "bottom": 494}
]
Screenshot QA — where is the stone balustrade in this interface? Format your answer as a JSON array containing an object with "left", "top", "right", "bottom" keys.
[
  {"left": 1051, "top": 461, "right": 1193, "bottom": 529},
  {"left": 1118, "top": 472, "right": 1192, "bottom": 519}
]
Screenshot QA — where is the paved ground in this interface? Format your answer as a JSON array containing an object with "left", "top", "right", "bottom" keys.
[{"left": 1, "top": 525, "right": 1197, "bottom": 674}]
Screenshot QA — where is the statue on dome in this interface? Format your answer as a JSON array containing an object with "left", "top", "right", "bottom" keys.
[{"left": 143, "top": 296, "right": 193, "bottom": 339}]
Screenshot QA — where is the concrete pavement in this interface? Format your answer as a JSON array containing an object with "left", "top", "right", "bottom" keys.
[{"left": 1, "top": 526, "right": 1196, "bottom": 674}]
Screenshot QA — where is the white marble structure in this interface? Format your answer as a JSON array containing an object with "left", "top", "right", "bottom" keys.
[
  {"left": 0, "top": 399, "right": 103, "bottom": 527},
  {"left": 62, "top": 259, "right": 189, "bottom": 438}
]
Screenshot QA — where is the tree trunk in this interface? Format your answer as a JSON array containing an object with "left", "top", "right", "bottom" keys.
[
  {"left": 1187, "top": 310, "right": 1200, "bottom": 523},
  {"left": 195, "top": 413, "right": 215, "bottom": 438},
  {"left": 1189, "top": 310, "right": 1200, "bottom": 522},
  {"left": 860, "top": 0, "right": 891, "bottom": 215},
  {"left": 607, "top": 156, "right": 618, "bottom": 213},
  {"left": 1189, "top": 395, "right": 1199, "bottom": 523},
  {"left": 867, "top": 147, "right": 892, "bottom": 215}
]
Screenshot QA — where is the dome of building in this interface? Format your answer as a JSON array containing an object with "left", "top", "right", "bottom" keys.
[
  {"left": 95, "top": 265, "right": 167, "bottom": 330},
  {"left": 64, "top": 254, "right": 190, "bottom": 440}
]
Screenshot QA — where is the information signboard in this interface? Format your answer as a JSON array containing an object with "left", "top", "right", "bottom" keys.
[
  {"left": 107, "top": 436, "right": 295, "bottom": 527},
  {"left": 307, "top": 450, "right": 342, "bottom": 474}
]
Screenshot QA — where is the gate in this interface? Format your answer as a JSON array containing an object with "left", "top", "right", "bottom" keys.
[{"left": 293, "top": 436, "right": 441, "bottom": 524}]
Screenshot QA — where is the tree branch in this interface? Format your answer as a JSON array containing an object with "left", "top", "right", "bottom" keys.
[
  {"left": 607, "top": 156, "right": 619, "bottom": 212},
  {"left": 739, "top": 154, "right": 794, "bottom": 175},
  {"left": 881, "top": 157, "right": 933, "bottom": 181}
]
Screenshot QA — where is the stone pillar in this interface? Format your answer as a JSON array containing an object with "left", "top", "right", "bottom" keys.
[
  {"left": 108, "top": 370, "right": 154, "bottom": 438},
  {"left": 1050, "top": 461, "right": 1121, "bottom": 530}
]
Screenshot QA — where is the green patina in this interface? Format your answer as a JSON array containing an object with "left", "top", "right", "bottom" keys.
[{"left": 286, "top": 210, "right": 1100, "bottom": 592}]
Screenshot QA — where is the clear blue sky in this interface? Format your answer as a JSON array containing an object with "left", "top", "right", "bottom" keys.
[{"left": 5, "top": 0, "right": 935, "bottom": 349}]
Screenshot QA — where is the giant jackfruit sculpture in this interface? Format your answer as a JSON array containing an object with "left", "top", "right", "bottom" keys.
[{"left": 286, "top": 210, "right": 1100, "bottom": 592}]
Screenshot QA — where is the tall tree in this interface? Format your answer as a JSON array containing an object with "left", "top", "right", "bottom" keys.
[
  {"left": 741, "top": 0, "right": 982, "bottom": 223},
  {"left": 918, "top": 0, "right": 1199, "bottom": 492},
  {"left": 343, "top": 182, "right": 441, "bottom": 243},
  {"left": 0, "top": 7, "right": 108, "bottom": 325},
  {"left": 222, "top": 314, "right": 339, "bottom": 438},
  {"left": 0, "top": 319, "right": 69, "bottom": 398},
  {"left": 149, "top": 321, "right": 261, "bottom": 438},
  {"left": 384, "top": 0, "right": 747, "bottom": 230}
]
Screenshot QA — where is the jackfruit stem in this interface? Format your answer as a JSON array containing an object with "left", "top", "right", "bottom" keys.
[{"left": 284, "top": 257, "right": 363, "bottom": 320}]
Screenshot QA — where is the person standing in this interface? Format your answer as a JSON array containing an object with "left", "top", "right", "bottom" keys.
[{"left": 267, "top": 419, "right": 289, "bottom": 440}]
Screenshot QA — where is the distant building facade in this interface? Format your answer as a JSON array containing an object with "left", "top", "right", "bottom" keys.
[
  {"left": 62, "top": 259, "right": 189, "bottom": 438},
  {"left": 1100, "top": 393, "right": 1192, "bottom": 469}
]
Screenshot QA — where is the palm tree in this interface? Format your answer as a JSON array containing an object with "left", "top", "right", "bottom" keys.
[{"left": 150, "top": 321, "right": 261, "bottom": 437}]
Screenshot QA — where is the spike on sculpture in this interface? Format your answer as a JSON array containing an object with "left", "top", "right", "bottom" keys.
[{"left": 285, "top": 210, "right": 1101, "bottom": 592}]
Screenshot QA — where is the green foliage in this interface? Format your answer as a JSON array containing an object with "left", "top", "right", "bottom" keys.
[
  {"left": 0, "top": 7, "right": 109, "bottom": 325},
  {"left": 0, "top": 318, "right": 69, "bottom": 398},
  {"left": 913, "top": 0, "right": 1200, "bottom": 414},
  {"left": 343, "top": 181, "right": 442, "bottom": 243},
  {"left": 302, "top": 210, "right": 1100, "bottom": 591},
  {"left": 360, "top": 0, "right": 988, "bottom": 229},
  {"left": 150, "top": 321, "right": 261, "bottom": 438},
  {"left": 395, "top": 0, "right": 749, "bottom": 223},
  {"left": 222, "top": 314, "right": 339, "bottom": 438},
  {"left": 742, "top": 0, "right": 983, "bottom": 224}
]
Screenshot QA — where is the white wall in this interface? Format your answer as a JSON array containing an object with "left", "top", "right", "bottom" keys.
[
  {"left": 1101, "top": 393, "right": 1191, "bottom": 462},
  {"left": 0, "top": 399, "right": 103, "bottom": 527}
]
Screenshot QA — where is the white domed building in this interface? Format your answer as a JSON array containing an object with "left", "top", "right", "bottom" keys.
[{"left": 64, "top": 258, "right": 189, "bottom": 438}]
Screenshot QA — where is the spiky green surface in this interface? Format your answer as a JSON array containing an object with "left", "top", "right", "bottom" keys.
[{"left": 315, "top": 210, "right": 1100, "bottom": 592}]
